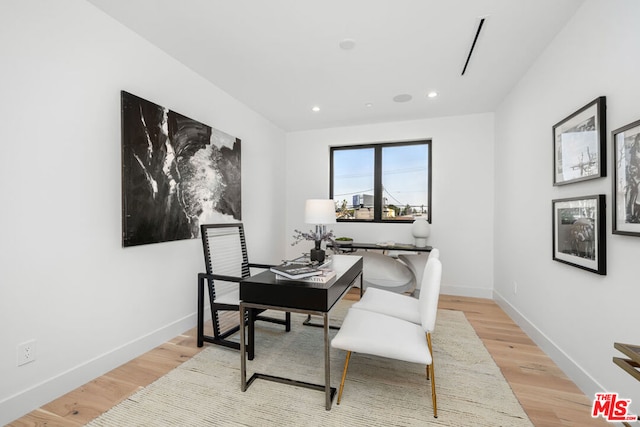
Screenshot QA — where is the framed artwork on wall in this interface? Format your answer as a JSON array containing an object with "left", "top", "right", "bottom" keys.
[
  {"left": 552, "top": 194, "right": 606, "bottom": 275},
  {"left": 613, "top": 118, "right": 640, "bottom": 236},
  {"left": 553, "top": 96, "right": 607, "bottom": 186},
  {"left": 121, "top": 91, "right": 242, "bottom": 247}
]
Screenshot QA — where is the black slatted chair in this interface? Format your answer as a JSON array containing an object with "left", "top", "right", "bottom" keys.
[{"left": 197, "top": 223, "right": 291, "bottom": 350}]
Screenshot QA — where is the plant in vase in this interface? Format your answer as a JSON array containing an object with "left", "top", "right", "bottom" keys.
[{"left": 291, "top": 228, "right": 336, "bottom": 263}]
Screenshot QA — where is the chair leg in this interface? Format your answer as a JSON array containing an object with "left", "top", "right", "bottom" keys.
[
  {"left": 285, "top": 312, "right": 291, "bottom": 332},
  {"left": 426, "top": 332, "right": 437, "bottom": 418},
  {"left": 426, "top": 332, "right": 431, "bottom": 380},
  {"left": 337, "top": 351, "right": 352, "bottom": 405},
  {"left": 429, "top": 363, "right": 437, "bottom": 418}
]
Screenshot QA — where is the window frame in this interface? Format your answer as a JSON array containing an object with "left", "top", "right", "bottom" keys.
[{"left": 330, "top": 139, "right": 432, "bottom": 224}]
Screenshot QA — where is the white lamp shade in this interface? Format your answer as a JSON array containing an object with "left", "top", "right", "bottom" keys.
[{"left": 305, "top": 199, "right": 336, "bottom": 224}]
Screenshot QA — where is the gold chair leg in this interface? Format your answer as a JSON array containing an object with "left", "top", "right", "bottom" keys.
[
  {"left": 426, "top": 332, "right": 437, "bottom": 418},
  {"left": 429, "top": 363, "right": 437, "bottom": 418},
  {"left": 426, "top": 331, "right": 434, "bottom": 380},
  {"left": 337, "top": 351, "right": 351, "bottom": 405}
]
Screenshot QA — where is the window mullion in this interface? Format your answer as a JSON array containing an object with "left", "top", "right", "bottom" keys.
[{"left": 374, "top": 146, "right": 383, "bottom": 221}]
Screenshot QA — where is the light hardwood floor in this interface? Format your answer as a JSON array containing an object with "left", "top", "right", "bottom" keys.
[{"left": 9, "top": 293, "right": 607, "bottom": 426}]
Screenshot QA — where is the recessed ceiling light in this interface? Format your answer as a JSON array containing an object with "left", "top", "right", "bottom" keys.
[
  {"left": 427, "top": 91, "right": 438, "bottom": 98},
  {"left": 311, "top": 106, "right": 320, "bottom": 112},
  {"left": 339, "top": 39, "right": 356, "bottom": 50},
  {"left": 393, "top": 94, "right": 412, "bottom": 103},
  {"left": 365, "top": 103, "right": 373, "bottom": 108}
]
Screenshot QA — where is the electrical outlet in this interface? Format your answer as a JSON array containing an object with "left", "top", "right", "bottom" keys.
[{"left": 17, "top": 340, "right": 36, "bottom": 366}]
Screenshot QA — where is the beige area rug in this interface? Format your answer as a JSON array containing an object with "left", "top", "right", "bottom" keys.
[{"left": 87, "top": 302, "right": 532, "bottom": 426}]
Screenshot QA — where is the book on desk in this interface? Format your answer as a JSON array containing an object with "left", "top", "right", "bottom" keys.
[
  {"left": 275, "top": 268, "right": 337, "bottom": 283},
  {"left": 269, "top": 263, "right": 323, "bottom": 279},
  {"left": 270, "top": 258, "right": 336, "bottom": 283}
]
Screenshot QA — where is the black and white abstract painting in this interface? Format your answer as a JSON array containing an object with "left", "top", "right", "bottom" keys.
[{"left": 121, "top": 91, "right": 241, "bottom": 247}]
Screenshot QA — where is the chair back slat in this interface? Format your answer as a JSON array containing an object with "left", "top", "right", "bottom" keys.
[
  {"left": 418, "top": 257, "right": 442, "bottom": 333},
  {"left": 201, "top": 223, "right": 250, "bottom": 279}
]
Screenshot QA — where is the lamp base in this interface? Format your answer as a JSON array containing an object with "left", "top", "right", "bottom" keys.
[
  {"left": 310, "top": 248, "right": 326, "bottom": 263},
  {"left": 414, "top": 237, "right": 428, "bottom": 248}
]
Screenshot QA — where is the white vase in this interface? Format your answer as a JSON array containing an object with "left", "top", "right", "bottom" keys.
[{"left": 412, "top": 218, "right": 431, "bottom": 248}]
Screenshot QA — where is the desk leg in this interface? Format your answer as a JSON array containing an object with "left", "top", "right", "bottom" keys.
[
  {"left": 240, "top": 303, "right": 247, "bottom": 392},
  {"left": 324, "top": 312, "right": 331, "bottom": 410},
  {"left": 248, "top": 308, "right": 255, "bottom": 361}
]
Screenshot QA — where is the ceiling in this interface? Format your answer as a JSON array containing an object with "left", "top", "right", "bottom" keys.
[{"left": 87, "top": 0, "right": 584, "bottom": 132}]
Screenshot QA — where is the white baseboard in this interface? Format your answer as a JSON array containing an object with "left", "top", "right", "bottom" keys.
[
  {"left": 0, "top": 312, "right": 199, "bottom": 426},
  {"left": 441, "top": 283, "right": 493, "bottom": 299},
  {"left": 492, "top": 289, "right": 605, "bottom": 399}
]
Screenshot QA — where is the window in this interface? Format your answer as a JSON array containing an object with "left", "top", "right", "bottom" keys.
[{"left": 330, "top": 140, "right": 431, "bottom": 223}]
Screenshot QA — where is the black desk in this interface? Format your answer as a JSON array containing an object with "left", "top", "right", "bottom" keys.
[{"left": 239, "top": 254, "right": 363, "bottom": 410}]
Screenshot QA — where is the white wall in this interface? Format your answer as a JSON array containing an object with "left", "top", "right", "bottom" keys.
[
  {"left": 0, "top": 1, "right": 286, "bottom": 424},
  {"left": 285, "top": 114, "right": 495, "bottom": 297},
  {"left": 494, "top": 0, "right": 640, "bottom": 406}
]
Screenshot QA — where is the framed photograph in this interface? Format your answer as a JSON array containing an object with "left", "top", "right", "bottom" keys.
[
  {"left": 613, "top": 119, "right": 640, "bottom": 236},
  {"left": 553, "top": 97, "right": 606, "bottom": 185},
  {"left": 552, "top": 195, "right": 606, "bottom": 275}
]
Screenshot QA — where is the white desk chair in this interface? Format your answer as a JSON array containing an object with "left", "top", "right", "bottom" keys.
[
  {"left": 331, "top": 257, "right": 442, "bottom": 417},
  {"left": 351, "top": 248, "right": 439, "bottom": 324}
]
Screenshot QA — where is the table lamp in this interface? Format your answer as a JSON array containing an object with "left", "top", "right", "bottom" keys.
[
  {"left": 305, "top": 199, "right": 336, "bottom": 262},
  {"left": 411, "top": 218, "right": 431, "bottom": 248}
]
